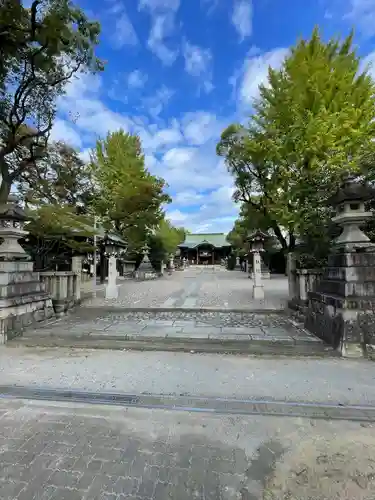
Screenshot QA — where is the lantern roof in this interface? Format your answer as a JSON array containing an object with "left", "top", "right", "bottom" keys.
[
  {"left": 326, "top": 175, "right": 375, "bottom": 207},
  {"left": 0, "top": 194, "right": 28, "bottom": 222},
  {"left": 247, "top": 229, "right": 269, "bottom": 241}
]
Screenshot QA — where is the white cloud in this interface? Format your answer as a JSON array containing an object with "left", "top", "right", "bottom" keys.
[
  {"left": 55, "top": 71, "right": 238, "bottom": 233},
  {"left": 239, "top": 47, "right": 288, "bottom": 107},
  {"left": 139, "top": 0, "right": 180, "bottom": 10},
  {"left": 140, "top": 0, "right": 179, "bottom": 65},
  {"left": 105, "top": 1, "right": 139, "bottom": 48},
  {"left": 79, "top": 148, "right": 92, "bottom": 164},
  {"left": 344, "top": 0, "right": 375, "bottom": 38},
  {"left": 166, "top": 184, "right": 237, "bottom": 233},
  {"left": 360, "top": 50, "right": 375, "bottom": 79},
  {"left": 232, "top": 0, "right": 253, "bottom": 41},
  {"left": 141, "top": 85, "right": 175, "bottom": 117},
  {"left": 182, "top": 112, "right": 219, "bottom": 145},
  {"left": 182, "top": 41, "right": 213, "bottom": 93},
  {"left": 147, "top": 14, "right": 178, "bottom": 65},
  {"left": 183, "top": 41, "right": 212, "bottom": 77},
  {"left": 111, "top": 12, "right": 139, "bottom": 48},
  {"left": 128, "top": 70, "right": 148, "bottom": 88},
  {"left": 50, "top": 119, "right": 82, "bottom": 148},
  {"left": 200, "top": 0, "right": 219, "bottom": 14}
]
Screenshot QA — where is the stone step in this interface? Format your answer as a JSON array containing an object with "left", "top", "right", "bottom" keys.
[
  {"left": 10, "top": 334, "right": 337, "bottom": 357},
  {"left": 9, "top": 308, "right": 337, "bottom": 357}
]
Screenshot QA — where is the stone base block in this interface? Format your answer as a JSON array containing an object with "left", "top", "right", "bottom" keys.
[
  {"left": 135, "top": 270, "right": 158, "bottom": 280},
  {"left": 250, "top": 272, "right": 270, "bottom": 279},
  {"left": 304, "top": 291, "right": 375, "bottom": 357},
  {"left": 105, "top": 284, "right": 118, "bottom": 300},
  {"left": 52, "top": 298, "right": 76, "bottom": 317},
  {"left": 0, "top": 298, "right": 55, "bottom": 343},
  {"left": 252, "top": 285, "right": 264, "bottom": 299}
]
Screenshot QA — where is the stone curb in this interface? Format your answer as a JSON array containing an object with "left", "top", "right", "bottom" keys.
[
  {"left": 79, "top": 306, "right": 287, "bottom": 314},
  {"left": 10, "top": 335, "right": 338, "bottom": 357},
  {"left": 0, "top": 385, "right": 373, "bottom": 421}
]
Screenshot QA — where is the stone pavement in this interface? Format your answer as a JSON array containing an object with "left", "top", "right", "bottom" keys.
[
  {"left": 11, "top": 308, "right": 329, "bottom": 356},
  {"left": 1, "top": 398, "right": 375, "bottom": 500},
  {"left": 84, "top": 267, "right": 288, "bottom": 311}
]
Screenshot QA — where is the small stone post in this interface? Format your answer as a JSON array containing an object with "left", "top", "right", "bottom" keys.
[{"left": 105, "top": 255, "right": 118, "bottom": 299}]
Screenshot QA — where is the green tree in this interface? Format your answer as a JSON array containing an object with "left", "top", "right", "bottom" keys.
[
  {"left": 0, "top": 0, "right": 103, "bottom": 201},
  {"left": 149, "top": 219, "right": 185, "bottom": 263},
  {"left": 217, "top": 28, "right": 375, "bottom": 251},
  {"left": 90, "top": 130, "right": 171, "bottom": 251},
  {"left": 17, "top": 141, "right": 93, "bottom": 210},
  {"left": 24, "top": 202, "right": 95, "bottom": 270}
]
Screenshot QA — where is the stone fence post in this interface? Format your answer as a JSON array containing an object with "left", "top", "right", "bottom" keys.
[
  {"left": 39, "top": 271, "right": 79, "bottom": 317},
  {"left": 287, "top": 252, "right": 297, "bottom": 300},
  {"left": 71, "top": 256, "right": 82, "bottom": 302}
]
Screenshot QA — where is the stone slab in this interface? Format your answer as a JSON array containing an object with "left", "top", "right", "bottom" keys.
[
  {"left": 209, "top": 334, "right": 252, "bottom": 341},
  {"left": 221, "top": 326, "right": 260, "bottom": 335},
  {"left": 141, "top": 326, "right": 184, "bottom": 336}
]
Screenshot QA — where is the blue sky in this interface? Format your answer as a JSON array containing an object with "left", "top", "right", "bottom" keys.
[{"left": 40, "top": 0, "right": 375, "bottom": 233}]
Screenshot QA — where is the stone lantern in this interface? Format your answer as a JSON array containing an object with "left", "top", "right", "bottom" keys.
[
  {"left": 248, "top": 230, "right": 269, "bottom": 299},
  {"left": 0, "top": 194, "right": 29, "bottom": 260},
  {"left": 247, "top": 229, "right": 270, "bottom": 277},
  {"left": 305, "top": 174, "right": 375, "bottom": 358},
  {"left": 136, "top": 243, "right": 157, "bottom": 280},
  {"left": 327, "top": 174, "right": 375, "bottom": 251},
  {"left": 0, "top": 194, "right": 54, "bottom": 343}
]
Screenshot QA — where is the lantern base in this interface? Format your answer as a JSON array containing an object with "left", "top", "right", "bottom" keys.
[
  {"left": 0, "top": 230, "right": 29, "bottom": 260},
  {"left": 252, "top": 284, "right": 264, "bottom": 299},
  {"left": 0, "top": 260, "right": 54, "bottom": 344}
]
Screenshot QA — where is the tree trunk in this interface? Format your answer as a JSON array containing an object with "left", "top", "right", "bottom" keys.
[
  {"left": 270, "top": 221, "right": 289, "bottom": 251},
  {"left": 288, "top": 232, "right": 296, "bottom": 252},
  {"left": 99, "top": 243, "right": 106, "bottom": 283},
  {"left": 0, "top": 177, "right": 11, "bottom": 204}
]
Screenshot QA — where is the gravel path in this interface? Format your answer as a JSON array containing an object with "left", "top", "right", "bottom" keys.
[
  {"left": 84, "top": 268, "right": 288, "bottom": 310},
  {"left": 2, "top": 348, "right": 375, "bottom": 405}
]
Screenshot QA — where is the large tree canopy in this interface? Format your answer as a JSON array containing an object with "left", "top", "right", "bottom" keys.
[
  {"left": 0, "top": 0, "right": 103, "bottom": 201},
  {"left": 218, "top": 28, "right": 375, "bottom": 252},
  {"left": 90, "top": 130, "right": 171, "bottom": 251}
]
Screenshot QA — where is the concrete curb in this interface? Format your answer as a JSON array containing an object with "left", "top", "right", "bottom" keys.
[{"left": 0, "top": 385, "right": 373, "bottom": 421}]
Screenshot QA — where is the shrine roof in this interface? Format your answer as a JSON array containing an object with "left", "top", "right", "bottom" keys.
[{"left": 179, "top": 233, "right": 231, "bottom": 249}]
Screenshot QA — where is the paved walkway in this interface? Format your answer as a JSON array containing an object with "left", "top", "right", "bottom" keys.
[
  {"left": 85, "top": 267, "right": 289, "bottom": 310},
  {"left": 1, "top": 398, "right": 375, "bottom": 500}
]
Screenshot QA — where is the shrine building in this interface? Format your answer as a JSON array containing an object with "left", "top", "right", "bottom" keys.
[{"left": 178, "top": 233, "right": 232, "bottom": 265}]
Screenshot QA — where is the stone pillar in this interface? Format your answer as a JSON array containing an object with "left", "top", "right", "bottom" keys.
[
  {"left": 252, "top": 251, "right": 264, "bottom": 299},
  {"left": 287, "top": 252, "right": 297, "bottom": 301},
  {"left": 71, "top": 256, "right": 82, "bottom": 302},
  {"left": 235, "top": 256, "right": 241, "bottom": 270},
  {"left": 169, "top": 255, "right": 175, "bottom": 271},
  {"left": 105, "top": 255, "right": 118, "bottom": 299}
]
